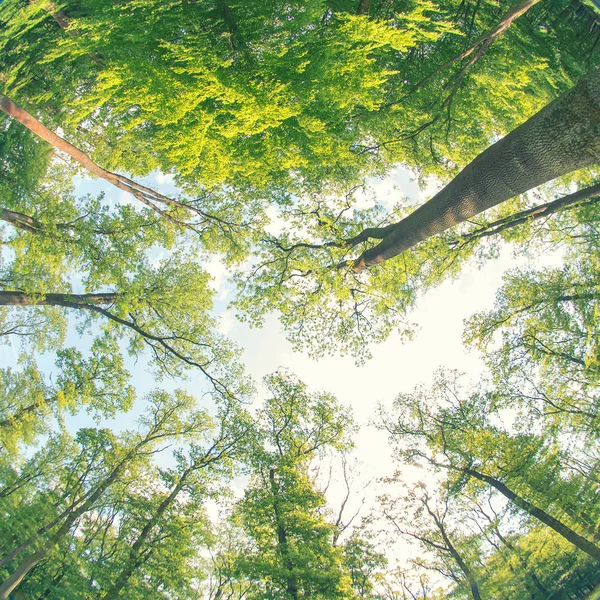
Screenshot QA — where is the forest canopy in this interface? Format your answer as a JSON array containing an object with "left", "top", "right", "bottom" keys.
[{"left": 0, "top": 0, "right": 600, "bottom": 598}]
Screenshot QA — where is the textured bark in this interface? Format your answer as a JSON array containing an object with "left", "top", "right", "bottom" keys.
[
  {"left": 353, "top": 66, "right": 600, "bottom": 271},
  {"left": 0, "top": 209, "right": 43, "bottom": 234},
  {"left": 0, "top": 291, "right": 120, "bottom": 308},
  {"left": 463, "top": 466, "right": 600, "bottom": 561}
]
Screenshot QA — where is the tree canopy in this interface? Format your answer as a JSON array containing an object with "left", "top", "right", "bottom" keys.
[{"left": 0, "top": 0, "right": 599, "bottom": 597}]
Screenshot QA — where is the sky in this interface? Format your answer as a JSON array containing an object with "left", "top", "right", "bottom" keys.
[{"left": 0, "top": 159, "right": 541, "bottom": 571}]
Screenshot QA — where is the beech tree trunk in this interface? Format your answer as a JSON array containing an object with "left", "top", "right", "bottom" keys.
[{"left": 353, "top": 66, "right": 600, "bottom": 271}]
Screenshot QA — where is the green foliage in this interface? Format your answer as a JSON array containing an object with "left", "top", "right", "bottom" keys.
[{"left": 233, "top": 371, "right": 355, "bottom": 599}]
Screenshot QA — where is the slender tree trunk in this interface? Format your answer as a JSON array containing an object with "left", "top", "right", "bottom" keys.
[
  {"left": 98, "top": 468, "right": 192, "bottom": 599},
  {"left": 439, "top": 527, "right": 482, "bottom": 600},
  {"left": 452, "top": 182, "right": 600, "bottom": 246},
  {"left": 378, "top": 0, "right": 541, "bottom": 112},
  {"left": 0, "top": 395, "right": 56, "bottom": 430},
  {"left": 493, "top": 528, "right": 547, "bottom": 596},
  {"left": 426, "top": 506, "right": 482, "bottom": 600},
  {"left": 462, "top": 466, "right": 600, "bottom": 561},
  {"left": 0, "top": 434, "right": 160, "bottom": 598},
  {"left": 352, "top": 66, "right": 600, "bottom": 271},
  {"left": 0, "top": 291, "right": 120, "bottom": 308},
  {"left": 0, "top": 94, "right": 206, "bottom": 225},
  {"left": 269, "top": 468, "right": 299, "bottom": 600}
]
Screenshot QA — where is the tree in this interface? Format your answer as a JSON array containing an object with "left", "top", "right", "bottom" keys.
[
  {"left": 381, "top": 371, "right": 600, "bottom": 563},
  {"left": 231, "top": 63, "right": 600, "bottom": 358},
  {"left": 0, "top": 335, "right": 134, "bottom": 454},
  {"left": 0, "top": 388, "right": 218, "bottom": 599},
  {"left": 234, "top": 371, "right": 355, "bottom": 599},
  {"left": 380, "top": 483, "right": 483, "bottom": 600}
]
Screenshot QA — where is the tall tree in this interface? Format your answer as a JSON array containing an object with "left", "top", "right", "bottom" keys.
[
  {"left": 382, "top": 371, "right": 600, "bottom": 562},
  {"left": 0, "top": 388, "right": 214, "bottom": 599},
  {"left": 234, "top": 371, "right": 355, "bottom": 599}
]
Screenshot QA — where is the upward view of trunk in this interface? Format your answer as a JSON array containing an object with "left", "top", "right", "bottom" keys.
[
  {"left": 431, "top": 512, "right": 482, "bottom": 600},
  {"left": 0, "top": 291, "right": 120, "bottom": 308},
  {"left": 461, "top": 466, "right": 600, "bottom": 562},
  {"left": 269, "top": 468, "right": 299, "bottom": 600},
  {"left": 99, "top": 464, "right": 195, "bottom": 599},
  {"left": 0, "top": 94, "right": 218, "bottom": 228},
  {"left": 352, "top": 66, "right": 600, "bottom": 272}
]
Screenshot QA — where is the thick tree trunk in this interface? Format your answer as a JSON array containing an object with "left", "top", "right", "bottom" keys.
[
  {"left": 0, "top": 209, "right": 43, "bottom": 234},
  {"left": 353, "top": 66, "right": 600, "bottom": 271},
  {"left": 463, "top": 466, "right": 600, "bottom": 561}
]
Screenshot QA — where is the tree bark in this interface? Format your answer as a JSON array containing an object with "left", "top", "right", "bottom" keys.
[
  {"left": 352, "top": 66, "right": 600, "bottom": 271},
  {"left": 462, "top": 466, "right": 600, "bottom": 561},
  {"left": 0, "top": 209, "right": 43, "bottom": 234},
  {"left": 0, "top": 291, "right": 120, "bottom": 308}
]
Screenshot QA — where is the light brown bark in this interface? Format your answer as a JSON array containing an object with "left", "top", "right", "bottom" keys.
[
  {"left": 352, "top": 66, "right": 600, "bottom": 271},
  {"left": 0, "top": 291, "right": 120, "bottom": 307},
  {"left": 0, "top": 94, "right": 213, "bottom": 227}
]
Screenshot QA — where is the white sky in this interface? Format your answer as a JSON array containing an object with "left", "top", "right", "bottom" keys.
[{"left": 0, "top": 162, "right": 542, "bottom": 578}]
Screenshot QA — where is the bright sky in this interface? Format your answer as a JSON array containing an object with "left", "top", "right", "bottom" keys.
[{"left": 0, "top": 161, "right": 539, "bottom": 575}]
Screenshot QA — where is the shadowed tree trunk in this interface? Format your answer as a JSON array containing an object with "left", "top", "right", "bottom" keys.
[
  {"left": 460, "top": 465, "right": 600, "bottom": 562},
  {"left": 269, "top": 467, "right": 299, "bottom": 600},
  {"left": 350, "top": 66, "right": 600, "bottom": 272}
]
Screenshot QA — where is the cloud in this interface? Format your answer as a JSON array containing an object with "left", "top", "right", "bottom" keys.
[{"left": 155, "top": 172, "right": 174, "bottom": 185}]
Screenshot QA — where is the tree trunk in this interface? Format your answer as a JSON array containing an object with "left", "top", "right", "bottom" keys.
[
  {"left": 0, "top": 431, "right": 163, "bottom": 599},
  {"left": 0, "top": 94, "right": 203, "bottom": 225},
  {"left": 0, "top": 291, "right": 120, "bottom": 308},
  {"left": 0, "top": 209, "right": 43, "bottom": 234},
  {"left": 463, "top": 466, "right": 600, "bottom": 561},
  {"left": 269, "top": 468, "right": 299, "bottom": 600},
  {"left": 426, "top": 506, "right": 482, "bottom": 600},
  {"left": 98, "top": 467, "right": 192, "bottom": 599},
  {"left": 352, "top": 66, "right": 600, "bottom": 271}
]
